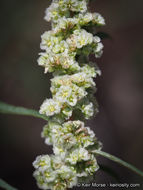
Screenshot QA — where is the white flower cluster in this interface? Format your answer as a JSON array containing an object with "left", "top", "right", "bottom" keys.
[
  {"left": 33, "top": 155, "right": 77, "bottom": 190},
  {"left": 38, "top": 1, "right": 105, "bottom": 74},
  {"left": 52, "top": 12, "right": 105, "bottom": 35},
  {"left": 38, "top": 27, "right": 103, "bottom": 73},
  {"left": 44, "top": 0, "right": 88, "bottom": 23},
  {"left": 33, "top": 121, "right": 101, "bottom": 189},
  {"left": 33, "top": 0, "right": 105, "bottom": 189},
  {"left": 40, "top": 64, "right": 99, "bottom": 120},
  {"left": 42, "top": 120, "right": 98, "bottom": 150}
]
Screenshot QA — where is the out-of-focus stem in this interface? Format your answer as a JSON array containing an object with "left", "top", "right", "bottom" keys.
[
  {"left": 0, "top": 101, "right": 49, "bottom": 121},
  {"left": 93, "top": 150, "right": 143, "bottom": 178}
]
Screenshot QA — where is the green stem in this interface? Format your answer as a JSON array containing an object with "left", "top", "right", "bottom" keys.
[
  {"left": 0, "top": 101, "right": 49, "bottom": 121},
  {"left": 0, "top": 179, "right": 18, "bottom": 190},
  {"left": 94, "top": 150, "right": 143, "bottom": 178}
]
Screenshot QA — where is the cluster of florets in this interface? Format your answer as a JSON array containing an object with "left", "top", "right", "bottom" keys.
[
  {"left": 33, "top": 0, "right": 105, "bottom": 189},
  {"left": 39, "top": 64, "right": 100, "bottom": 120},
  {"left": 33, "top": 121, "right": 101, "bottom": 190},
  {"left": 38, "top": 28, "right": 103, "bottom": 73},
  {"left": 33, "top": 155, "right": 77, "bottom": 190}
]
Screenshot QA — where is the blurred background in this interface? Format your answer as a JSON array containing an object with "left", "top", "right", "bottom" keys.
[{"left": 0, "top": 0, "right": 143, "bottom": 189}]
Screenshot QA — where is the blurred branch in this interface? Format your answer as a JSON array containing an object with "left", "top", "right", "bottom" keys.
[
  {"left": 0, "top": 101, "right": 49, "bottom": 121},
  {"left": 94, "top": 150, "right": 143, "bottom": 178},
  {"left": 0, "top": 179, "right": 18, "bottom": 190}
]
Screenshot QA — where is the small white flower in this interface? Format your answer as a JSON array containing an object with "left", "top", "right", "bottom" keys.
[
  {"left": 62, "top": 133, "right": 77, "bottom": 148},
  {"left": 67, "top": 29, "right": 93, "bottom": 49},
  {"left": 53, "top": 17, "right": 78, "bottom": 34},
  {"left": 94, "top": 42, "right": 104, "bottom": 58},
  {"left": 82, "top": 12, "right": 93, "bottom": 23},
  {"left": 86, "top": 127, "right": 95, "bottom": 138},
  {"left": 53, "top": 146, "right": 66, "bottom": 159},
  {"left": 43, "top": 169, "right": 57, "bottom": 183},
  {"left": 40, "top": 31, "right": 54, "bottom": 50},
  {"left": 85, "top": 156, "right": 99, "bottom": 174},
  {"left": 81, "top": 65, "right": 96, "bottom": 78},
  {"left": 44, "top": 2, "right": 60, "bottom": 22},
  {"left": 72, "top": 120, "right": 85, "bottom": 128},
  {"left": 33, "top": 155, "right": 51, "bottom": 170},
  {"left": 62, "top": 107, "right": 73, "bottom": 119},
  {"left": 93, "top": 36, "right": 101, "bottom": 43},
  {"left": 82, "top": 102, "right": 94, "bottom": 119},
  {"left": 66, "top": 148, "right": 90, "bottom": 164},
  {"left": 81, "top": 136, "right": 95, "bottom": 148},
  {"left": 93, "top": 13, "right": 105, "bottom": 25},
  {"left": 57, "top": 165, "right": 77, "bottom": 188},
  {"left": 54, "top": 85, "right": 72, "bottom": 102},
  {"left": 37, "top": 53, "right": 47, "bottom": 66},
  {"left": 33, "top": 170, "right": 50, "bottom": 190},
  {"left": 45, "top": 138, "right": 52, "bottom": 145},
  {"left": 71, "top": 0, "right": 87, "bottom": 13},
  {"left": 51, "top": 155, "right": 63, "bottom": 169},
  {"left": 39, "top": 98, "right": 62, "bottom": 116}
]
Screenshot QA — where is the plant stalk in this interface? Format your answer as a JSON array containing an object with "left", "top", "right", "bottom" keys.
[
  {"left": 0, "top": 101, "right": 49, "bottom": 121},
  {"left": 93, "top": 150, "right": 143, "bottom": 178},
  {"left": 0, "top": 179, "right": 18, "bottom": 190}
]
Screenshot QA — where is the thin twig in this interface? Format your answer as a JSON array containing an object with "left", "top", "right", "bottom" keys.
[
  {"left": 0, "top": 101, "right": 49, "bottom": 121},
  {"left": 0, "top": 179, "right": 18, "bottom": 190},
  {"left": 93, "top": 150, "right": 143, "bottom": 178}
]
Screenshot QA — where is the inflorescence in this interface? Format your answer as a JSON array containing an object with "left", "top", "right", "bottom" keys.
[{"left": 33, "top": 0, "right": 105, "bottom": 189}]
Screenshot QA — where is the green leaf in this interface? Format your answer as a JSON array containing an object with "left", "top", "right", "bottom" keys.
[
  {"left": 0, "top": 179, "right": 18, "bottom": 190},
  {"left": 0, "top": 101, "right": 49, "bottom": 121}
]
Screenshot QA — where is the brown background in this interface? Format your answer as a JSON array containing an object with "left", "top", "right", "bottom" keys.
[{"left": 0, "top": 0, "right": 143, "bottom": 189}]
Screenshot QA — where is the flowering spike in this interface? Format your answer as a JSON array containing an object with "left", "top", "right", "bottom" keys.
[{"left": 33, "top": 0, "right": 105, "bottom": 189}]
